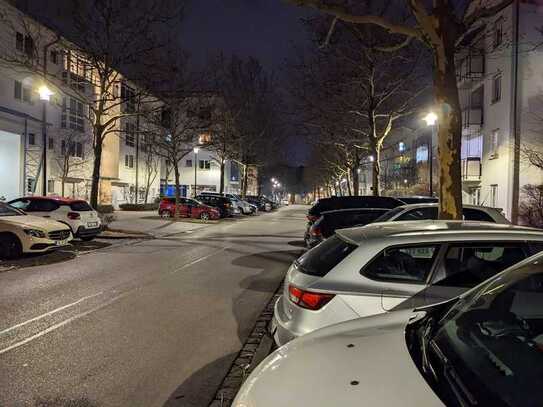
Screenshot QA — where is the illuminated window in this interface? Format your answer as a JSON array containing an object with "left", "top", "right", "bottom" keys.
[{"left": 199, "top": 133, "right": 212, "bottom": 144}]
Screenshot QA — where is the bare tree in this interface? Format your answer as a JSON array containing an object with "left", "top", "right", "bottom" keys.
[
  {"left": 54, "top": 130, "right": 91, "bottom": 197},
  {"left": 289, "top": 0, "right": 512, "bottom": 218}
]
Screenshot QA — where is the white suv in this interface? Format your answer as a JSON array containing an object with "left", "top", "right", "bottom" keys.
[{"left": 9, "top": 197, "right": 101, "bottom": 241}]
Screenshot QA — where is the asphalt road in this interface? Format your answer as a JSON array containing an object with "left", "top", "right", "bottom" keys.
[{"left": 0, "top": 205, "right": 307, "bottom": 407}]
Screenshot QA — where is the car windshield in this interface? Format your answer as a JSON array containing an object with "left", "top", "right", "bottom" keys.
[
  {"left": 419, "top": 256, "right": 543, "bottom": 406},
  {"left": 373, "top": 207, "right": 404, "bottom": 222},
  {"left": 0, "top": 203, "right": 23, "bottom": 216}
]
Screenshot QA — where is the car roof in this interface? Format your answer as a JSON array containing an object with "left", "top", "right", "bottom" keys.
[
  {"left": 321, "top": 208, "right": 390, "bottom": 215},
  {"left": 396, "top": 203, "right": 499, "bottom": 211},
  {"left": 16, "top": 196, "right": 85, "bottom": 204},
  {"left": 336, "top": 220, "right": 543, "bottom": 245}
]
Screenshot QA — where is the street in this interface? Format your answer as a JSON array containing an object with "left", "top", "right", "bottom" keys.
[{"left": 0, "top": 206, "right": 307, "bottom": 407}]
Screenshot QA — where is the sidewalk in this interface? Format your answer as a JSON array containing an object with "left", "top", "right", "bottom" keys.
[{"left": 106, "top": 211, "right": 213, "bottom": 238}]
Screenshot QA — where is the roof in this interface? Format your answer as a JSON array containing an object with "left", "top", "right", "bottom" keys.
[
  {"left": 397, "top": 203, "right": 499, "bottom": 211},
  {"left": 19, "top": 196, "right": 86, "bottom": 204},
  {"left": 321, "top": 208, "right": 390, "bottom": 215},
  {"left": 336, "top": 220, "right": 543, "bottom": 245}
]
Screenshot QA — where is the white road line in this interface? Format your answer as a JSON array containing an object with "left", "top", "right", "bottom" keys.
[
  {"left": 170, "top": 247, "right": 229, "bottom": 274},
  {"left": 0, "top": 291, "right": 129, "bottom": 355},
  {"left": 0, "top": 292, "right": 104, "bottom": 336}
]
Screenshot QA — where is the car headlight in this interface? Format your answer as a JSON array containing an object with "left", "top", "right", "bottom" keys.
[{"left": 24, "top": 228, "right": 46, "bottom": 238}]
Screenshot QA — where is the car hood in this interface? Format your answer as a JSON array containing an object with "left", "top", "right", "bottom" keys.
[
  {"left": 234, "top": 309, "right": 443, "bottom": 407},
  {"left": 0, "top": 214, "right": 69, "bottom": 230}
]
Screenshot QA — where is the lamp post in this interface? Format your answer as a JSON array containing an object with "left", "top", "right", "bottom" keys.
[
  {"left": 423, "top": 112, "right": 438, "bottom": 197},
  {"left": 38, "top": 85, "right": 54, "bottom": 196},
  {"left": 193, "top": 147, "right": 199, "bottom": 197}
]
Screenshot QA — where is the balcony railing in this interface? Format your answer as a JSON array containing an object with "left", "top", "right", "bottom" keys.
[
  {"left": 456, "top": 52, "right": 485, "bottom": 82},
  {"left": 462, "top": 106, "right": 484, "bottom": 128},
  {"left": 462, "top": 157, "right": 481, "bottom": 181}
]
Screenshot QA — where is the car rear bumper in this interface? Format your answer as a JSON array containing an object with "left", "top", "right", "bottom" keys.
[
  {"left": 270, "top": 296, "right": 301, "bottom": 347},
  {"left": 76, "top": 226, "right": 101, "bottom": 238}
]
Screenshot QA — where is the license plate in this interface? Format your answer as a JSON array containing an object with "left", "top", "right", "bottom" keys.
[
  {"left": 87, "top": 222, "right": 98, "bottom": 228},
  {"left": 55, "top": 239, "right": 66, "bottom": 246}
]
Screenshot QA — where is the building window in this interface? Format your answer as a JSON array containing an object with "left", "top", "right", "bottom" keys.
[
  {"left": 125, "top": 154, "right": 134, "bottom": 168},
  {"left": 398, "top": 141, "right": 406, "bottom": 153},
  {"left": 493, "top": 17, "right": 504, "bottom": 48},
  {"left": 22, "top": 86, "right": 32, "bottom": 103},
  {"left": 121, "top": 82, "right": 136, "bottom": 113},
  {"left": 490, "top": 129, "right": 499, "bottom": 158},
  {"left": 28, "top": 133, "right": 35, "bottom": 145},
  {"left": 199, "top": 160, "right": 211, "bottom": 170},
  {"left": 47, "top": 180, "right": 55, "bottom": 193},
  {"left": 50, "top": 50, "right": 58, "bottom": 64},
  {"left": 470, "top": 86, "right": 484, "bottom": 108},
  {"left": 61, "top": 97, "right": 85, "bottom": 132},
  {"left": 125, "top": 122, "right": 135, "bottom": 146},
  {"left": 26, "top": 177, "right": 35, "bottom": 193},
  {"left": 48, "top": 137, "right": 54, "bottom": 150},
  {"left": 492, "top": 75, "right": 502, "bottom": 103},
  {"left": 490, "top": 184, "right": 498, "bottom": 208},
  {"left": 14, "top": 80, "right": 22, "bottom": 99},
  {"left": 470, "top": 187, "right": 481, "bottom": 205},
  {"left": 198, "top": 133, "right": 212, "bottom": 144},
  {"left": 15, "top": 32, "right": 23, "bottom": 51},
  {"left": 186, "top": 159, "right": 193, "bottom": 167},
  {"left": 62, "top": 140, "right": 84, "bottom": 158}
]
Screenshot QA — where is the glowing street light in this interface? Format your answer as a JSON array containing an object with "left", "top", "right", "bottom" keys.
[
  {"left": 277, "top": 183, "right": 281, "bottom": 188},
  {"left": 193, "top": 147, "right": 200, "bottom": 154},
  {"left": 423, "top": 111, "right": 438, "bottom": 127},
  {"left": 38, "top": 84, "right": 54, "bottom": 101},
  {"left": 39, "top": 84, "right": 54, "bottom": 195},
  {"left": 193, "top": 147, "right": 199, "bottom": 197},
  {"left": 271, "top": 178, "right": 276, "bottom": 183}
]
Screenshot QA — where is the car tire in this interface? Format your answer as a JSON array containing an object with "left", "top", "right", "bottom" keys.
[
  {"left": 200, "top": 212, "right": 210, "bottom": 221},
  {"left": 0, "top": 234, "right": 23, "bottom": 260}
]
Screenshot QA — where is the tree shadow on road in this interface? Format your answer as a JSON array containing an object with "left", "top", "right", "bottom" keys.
[
  {"left": 162, "top": 353, "right": 237, "bottom": 407},
  {"left": 34, "top": 396, "right": 98, "bottom": 407}
]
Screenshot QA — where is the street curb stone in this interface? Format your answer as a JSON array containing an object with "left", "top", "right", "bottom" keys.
[{"left": 209, "top": 284, "right": 283, "bottom": 407}]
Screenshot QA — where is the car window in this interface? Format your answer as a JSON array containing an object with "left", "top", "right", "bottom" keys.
[
  {"left": 9, "top": 199, "right": 30, "bottom": 210},
  {"left": 331, "top": 210, "right": 387, "bottom": 229},
  {"left": 70, "top": 201, "right": 92, "bottom": 211},
  {"left": 0, "top": 203, "right": 22, "bottom": 216},
  {"left": 462, "top": 208, "right": 495, "bottom": 222},
  {"left": 297, "top": 235, "right": 356, "bottom": 277},
  {"left": 433, "top": 243, "right": 529, "bottom": 288},
  {"left": 396, "top": 207, "right": 438, "bottom": 221},
  {"left": 373, "top": 207, "right": 405, "bottom": 222},
  {"left": 27, "top": 199, "right": 59, "bottom": 212},
  {"left": 363, "top": 245, "right": 440, "bottom": 283}
]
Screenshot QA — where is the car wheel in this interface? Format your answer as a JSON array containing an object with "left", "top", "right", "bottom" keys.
[
  {"left": 200, "top": 212, "right": 210, "bottom": 221},
  {"left": 0, "top": 234, "right": 23, "bottom": 259},
  {"left": 160, "top": 210, "right": 172, "bottom": 218}
]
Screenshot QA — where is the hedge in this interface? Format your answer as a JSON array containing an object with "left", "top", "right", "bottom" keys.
[
  {"left": 119, "top": 203, "right": 159, "bottom": 211},
  {"left": 96, "top": 204, "right": 114, "bottom": 214}
]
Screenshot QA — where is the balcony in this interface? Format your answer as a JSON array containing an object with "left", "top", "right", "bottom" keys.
[
  {"left": 462, "top": 106, "right": 483, "bottom": 129},
  {"left": 456, "top": 51, "right": 485, "bottom": 87},
  {"left": 462, "top": 157, "right": 481, "bottom": 182}
]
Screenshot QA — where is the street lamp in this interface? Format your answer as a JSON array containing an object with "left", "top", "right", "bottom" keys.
[
  {"left": 38, "top": 84, "right": 54, "bottom": 196},
  {"left": 193, "top": 147, "right": 199, "bottom": 197},
  {"left": 423, "top": 111, "right": 438, "bottom": 197}
]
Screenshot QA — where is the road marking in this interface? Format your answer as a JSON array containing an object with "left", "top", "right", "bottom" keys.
[
  {"left": 0, "top": 292, "right": 104, "bottom": 336},
  {"left": 0, "top": 291, "right": 130, "bottom": 355},
  {"left": 170, "top": 247, "right": 228, "bottom": 274}
]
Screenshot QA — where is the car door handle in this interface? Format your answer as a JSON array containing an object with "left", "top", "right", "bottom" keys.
[{"left": 43, "top": 215, "right": 51, "bottom": 218}]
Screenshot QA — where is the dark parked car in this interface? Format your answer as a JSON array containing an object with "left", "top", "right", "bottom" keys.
[
  {"left": 305, "top": 208, "right": 390, "bottom": 248},
  {"left": 245, "top": 195, "right": 272, "bottom": 212},
  {"left": 158, "top": 197, "right": 220, "bottom": 220},
  {"left": 195, "top": 195, "right": 236, "bottom": 218},
  {"left": 305, "top": 196, "right": 404, "bottom": 241}
]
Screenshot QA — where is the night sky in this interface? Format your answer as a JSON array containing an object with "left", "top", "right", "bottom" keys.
[{"left": 181, "top": 0, "right": 313, "bottom": 71}]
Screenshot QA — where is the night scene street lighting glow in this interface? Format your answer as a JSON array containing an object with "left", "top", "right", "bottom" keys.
[
  {"left": 38, "top": 84, "right": 54, "bottom": 101},
  {"left": 423, "top": 112, "right": 438, "bottom": 126},
  {"left": 193, "top": 147, "right": 200, "bottom": 154},
  {"left": 271, "top": 178, "right": 276, "bottom": 183}
]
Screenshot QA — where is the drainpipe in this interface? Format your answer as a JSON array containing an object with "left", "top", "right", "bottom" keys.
[{"left": 510, "top": 0, "right": 521, "bottom": 224}]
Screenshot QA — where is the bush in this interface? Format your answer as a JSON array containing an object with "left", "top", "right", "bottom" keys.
[
  {"left": 519, "top": 184, "right": 543, "bottom": 228},
  {"left": 119, "top": 203, "right": 159, "bottom": 211},
  {"left": 96, "top": 204, "right": 114, "bottom": 214}
]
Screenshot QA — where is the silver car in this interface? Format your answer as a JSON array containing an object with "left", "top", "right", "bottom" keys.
[
  {"left": 372, "top": 203, "right": 509, "bottom": 224},
  {"left": 236, "top": 253, "right": 543, "bottom": 406},
  {"left": 271, "top": 221, "right": 543, "bottom": 346}
]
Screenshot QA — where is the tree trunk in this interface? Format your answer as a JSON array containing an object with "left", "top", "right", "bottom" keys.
[
  {"left": 241, "top": 164, "right": 249, "bottom": 198},
  {"left": 371, "top": 144, "right": 381, "bottom": 196},
  {"left": 352, "top": 166, "right": 359, "bottom": 196},
  {"left": 61, "top": 179, "right": 65, "bottom": 197},
  {"left": 346, "top": 173, "right": 352, "bottom": 196},
  {"left": 219, "top": 159, "right": 225, "bottom": 194},
  {"left": 90, "top": 139, "right": 103, "bottom": 208},
  {"left": 433, "top": 21, "right": 463, "bottom": 220},
  {"left": 174, "top": 164, "right": 181, "bottom": 218}
]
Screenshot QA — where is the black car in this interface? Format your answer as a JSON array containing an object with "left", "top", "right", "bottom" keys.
[
  {"left": 245, "top": 195, "right": 272, "bottom": 212},
  {"left": 305, "top": 196, "right": 404, "bottom": 240},
  {"left": 195, "top": 195, "right": 235, "bottom": 218},
  {"left": 305, "top": 208, "right": 390, "bottom": 248}
]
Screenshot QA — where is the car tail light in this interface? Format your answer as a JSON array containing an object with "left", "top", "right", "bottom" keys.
[
  {"left": 67, "top": 212, "right": 80, "bottom": 220},
  {"left": 307, "top": 215, "right": 318, "bottom": 222},
  {"left": 225, "top": 203, "right": 231, "bottom": 208},
  {"left": 310, "top": 225, "right": 322, "bottom": 237},
  {"left": 288, "top": 285, "right": 335, "bottom": 310}
]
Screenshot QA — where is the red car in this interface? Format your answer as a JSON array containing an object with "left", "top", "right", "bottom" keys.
[{"left": 159, "top": 197, "right": 220, "bottom": 220}]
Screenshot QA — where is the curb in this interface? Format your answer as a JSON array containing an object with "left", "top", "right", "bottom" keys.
[
  {"left": 98, "top": 229, "right": 155, "bottom": 239},
  {"left": 209, "top": 284, "right": 282, "bottom": 407}
]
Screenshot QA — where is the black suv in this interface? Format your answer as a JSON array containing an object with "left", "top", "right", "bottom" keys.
[{"left": 195, "top": 195, "right": 235, "bottom": 218}]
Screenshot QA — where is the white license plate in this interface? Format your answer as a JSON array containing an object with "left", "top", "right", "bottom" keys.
[
  {"left": 87, "top": 222, "right": 98, "bottom": 228},
  {"left": 55, "top": 239, "right": 67, "bottom": 246}
]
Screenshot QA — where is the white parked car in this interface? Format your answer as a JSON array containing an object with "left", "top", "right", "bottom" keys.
[
  {"left": 8, "top": 196, "right": 101, "bottom": 241},
  {"left": 234, "top": 253, "right": 543, "bottom": 407},
  {"left": 0, "top": 203, "right": 72, "bottom": 259},
  {"left": 271, "top": 221, "right": 543, "bottom": 346}
]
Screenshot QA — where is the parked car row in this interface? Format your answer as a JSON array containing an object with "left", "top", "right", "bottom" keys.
[
  {"left": 0, "top": 195, "right": 103, "bottom": 259},
  {"left": 158, "top": 193, "right": 279, "bottom": 220},
  {"left": 232, "top": 196, "right": 543, "bottom": 406}
]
